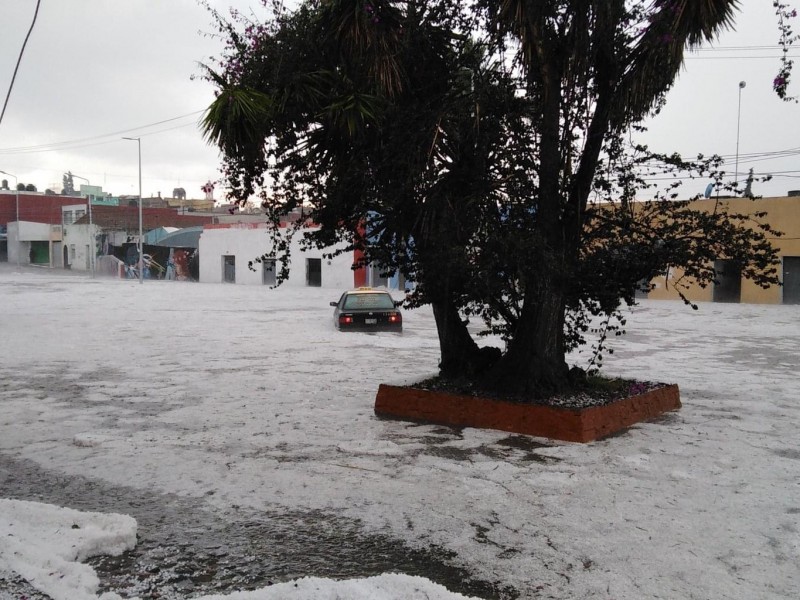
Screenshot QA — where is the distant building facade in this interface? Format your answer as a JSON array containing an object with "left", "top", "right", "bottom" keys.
[
  {"left": 0, "top": 190, "right": 87, "bottom": 267},
  {"left": 641, "top": 193, "right": 800, "bottom": 304},
  {"left": 198, "top": 222, "right": 366, "bottom": 288}
]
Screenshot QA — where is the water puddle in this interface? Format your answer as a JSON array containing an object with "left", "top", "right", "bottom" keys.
[{"left": 0, "top": 454, "right": 517, "bottom": 599}]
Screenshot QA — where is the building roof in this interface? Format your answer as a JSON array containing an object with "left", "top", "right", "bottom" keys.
[
  {"left": 151, "top": 226, "right": 205, "bottom": 249},
  {"left": 74, "top": 205, "right": 213, "bottom": 231}
]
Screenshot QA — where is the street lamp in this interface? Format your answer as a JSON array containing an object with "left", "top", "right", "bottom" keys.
[
  {"left": 0, "top": 170, "right": 19, "bottom": 267},
  {"left": 735, "top": 80, "right": 746, "bottom": 191},
  {"left": 122, "top": 137, "right": 143, "bottom": 284},
  {"left": 71, "top": 172, "right": 95, "bottom": 278}
]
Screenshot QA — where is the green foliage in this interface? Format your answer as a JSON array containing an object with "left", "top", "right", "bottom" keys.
[
  {"left": 202, "top": 0, "right": 791, "bottom": 396},
  {"left": 202, "top": 71, "right": 274, "bottom": 156},
  {"left": 773, "top": 1, "right": 799, "bottom": 101},
  {"left": 61, "top": 171, "right": 74, "bottom": 195}
]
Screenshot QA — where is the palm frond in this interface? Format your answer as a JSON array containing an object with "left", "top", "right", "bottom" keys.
[
  {"left": 617, "top": 0, "right": 740, "bottom": 123},
  {"left": 200, "top": 67, "right": 273, "bottom": 154}
]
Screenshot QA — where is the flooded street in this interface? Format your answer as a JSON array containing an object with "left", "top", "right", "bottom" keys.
[
  {"left": 1, "top": 453, "right": 511, "bottom": 599},
  {"left": 3, "top": 268, "right": 799, "bottom": 600},
  {"left": 0, "top": 270, "right": 518, "bottom": 599}
]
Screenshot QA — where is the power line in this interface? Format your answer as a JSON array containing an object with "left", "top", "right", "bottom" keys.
[
  {"left": 685, "top": 55, "right": 800, "bottom": 60},
  {"left": 692, "top": 44, "right": 791, "bottom": 52},
  {"left": 0, "top": 0, "right": 41, "bottom": 129},
  {"left": 1, "top": 121, "right": 203, "bottom": 156},
  {"left": 684, "top": 42, "right": 798, "bottom": 60},
  {"left": 641, "top": 169, "right": 800, "bottom": 181},
  {"left": 0, "top": 110, "right": 205, "bottom": 155}
]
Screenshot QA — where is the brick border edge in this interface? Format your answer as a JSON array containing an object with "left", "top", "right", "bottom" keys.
[{"left": 374, "top": 383, "right": 681, "bottom": 443}]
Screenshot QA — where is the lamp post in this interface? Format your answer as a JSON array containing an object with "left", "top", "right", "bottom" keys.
[
  {"left": 71, "top": 173, "right": 95, "bottom": 278},
  {"left": 735, "top": 80, "right": 746, "bottom": 191},
  {"left": 122, "top": 137, "right": 143, "bottom": 284},
  {"left": 0, "top": 170, "right": 19, "bottom": 267}
]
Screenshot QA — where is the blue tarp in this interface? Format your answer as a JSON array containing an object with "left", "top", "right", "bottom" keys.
[
  {"left": 151, "top": 226, "right": 204, "bottom": 249},
  {"left": 144, "top": 227, "right": 179, "bottom": 244}
]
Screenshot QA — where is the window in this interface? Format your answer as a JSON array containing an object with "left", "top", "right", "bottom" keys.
[
  {"left": 343, "top": 292, "right": 396, "bottom": 310},
  {"left": 63, "top": 211, "right": 73, "bottom": 225}
]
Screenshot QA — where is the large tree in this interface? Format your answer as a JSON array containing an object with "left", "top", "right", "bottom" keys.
[
  {"left": 62, "top": 171, "right": 75, "bottom": 196},
  {"left": 202, "top": 0, "right": 794, "bottom": 398}
]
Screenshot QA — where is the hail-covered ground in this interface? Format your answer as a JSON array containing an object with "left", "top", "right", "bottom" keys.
[{"left": 0, "top": 265, "right": 797, "bottom": 600}]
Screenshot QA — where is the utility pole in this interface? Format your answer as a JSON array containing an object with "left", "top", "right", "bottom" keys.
[
  {"left": 122, "top": 137, "right": 144, "bottom": 284},
  {"left": 735, "top": 81, "right": 746, "bottom": 191}
]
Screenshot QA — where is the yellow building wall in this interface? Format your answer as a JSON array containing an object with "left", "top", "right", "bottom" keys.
[
  {"left": 642, "top": 194, "right": 800, "bottom": 305},
  {"left": 648, "top": 265, "right": 713, "bottom": 303}
]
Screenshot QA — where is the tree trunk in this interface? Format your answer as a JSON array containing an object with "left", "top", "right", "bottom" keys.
[
  {"left": 415, "top": 191, "right": 490, "bottom": 379},
  {"left": 431, "top": 297, "right": 483, "bottom": 378},
  {"left": 481, "top": 270, "right": 569, "bottom": 397},
  {"left": 481, "top": 22, "right": 571, "bottom": 398}
]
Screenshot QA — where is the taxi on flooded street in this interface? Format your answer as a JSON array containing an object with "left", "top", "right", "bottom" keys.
[{"left": 330, "top": 287, "right": 403, "bottom": 332}]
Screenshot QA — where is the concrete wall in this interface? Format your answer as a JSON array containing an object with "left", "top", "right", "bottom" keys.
[
  {"left": 5, "top": 222, "right": 21, "bottom": 264},
  {"left": 198, "top": 223, "right": 361, "bottom": 289},
  {"left": 18, "top": 221, "right": 51, "bottom": 241},
  {"left": 6, "top": 221, "right": 52, "bottom": 265}
]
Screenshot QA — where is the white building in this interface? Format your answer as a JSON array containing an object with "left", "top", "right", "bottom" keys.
[
  {"left": 5, "top": 221, "right": 62, "bottom": 267},
  {"left": 198, "top": 222, "right": 361, "bottom": 288},
  {"left": 61, "top": 205, "right": 101, "bottom": 272}
]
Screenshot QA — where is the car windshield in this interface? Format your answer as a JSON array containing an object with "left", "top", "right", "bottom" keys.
[{"left": 343, "top": 293, "right": 396, "bottom": 310}]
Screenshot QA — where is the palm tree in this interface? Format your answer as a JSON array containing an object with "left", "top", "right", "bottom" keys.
[{"left": 202, "top": 0, "right": 784, "bottom": 397}]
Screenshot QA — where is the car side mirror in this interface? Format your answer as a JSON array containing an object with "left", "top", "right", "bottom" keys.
[
  {"left": 330, "top": 301, "right": 338, "bottom": 307},
  {"left": 394, "top": 301, "right": 403, "bottom": 307}
]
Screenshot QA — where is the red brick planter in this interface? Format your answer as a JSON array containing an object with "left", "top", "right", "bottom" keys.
[{"left": 374, "top": 383, "right": 681, "bottom": 443}]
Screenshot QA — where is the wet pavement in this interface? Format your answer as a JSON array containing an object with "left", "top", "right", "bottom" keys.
[{"left": 0, "top": 454, "right": 517, "bottom": 599}]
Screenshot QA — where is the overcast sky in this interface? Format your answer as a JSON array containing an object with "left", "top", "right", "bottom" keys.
[{"left": 1, "top": 0, "right": 798, "bottom": 202}]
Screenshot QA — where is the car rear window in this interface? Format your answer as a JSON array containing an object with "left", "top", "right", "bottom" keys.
[{"left": 343, "top": 293, "right": 396, "bottom": 310}]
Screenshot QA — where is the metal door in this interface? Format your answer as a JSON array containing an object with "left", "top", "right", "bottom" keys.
[
  {"left": 306, "top": 258, "right": 322, "bottom": 287},
  {"left": 783, "top": 257, "right": 800, "bottom": 304},
  {"left": 223, "top": 255, "right": 236, "bottom": 283},
  {"left": 52, "top": 241, "right": 62, "bottom": 267},
  {"left": 713, "top": 259, "right": 741, "bottom": 303},
  {"left": 262, "top": 258, "right": 277, "bottom": 286}
]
